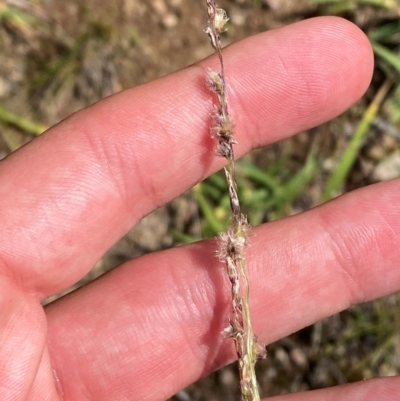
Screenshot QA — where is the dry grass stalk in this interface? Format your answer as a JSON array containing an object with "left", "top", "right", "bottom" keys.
[{"left": 204, "top": 2, "right": 266, "bottom": 400}]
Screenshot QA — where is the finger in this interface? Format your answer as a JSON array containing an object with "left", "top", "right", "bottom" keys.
[
  {"left": 28, "top": 348, "right": 62, "bottom": 401},
  {"left": 266, "top": 377, "right": 399, "bottom": 401},
  {"left": 0, "top": 17, "right": 373, "bottom": 296},
  {"left": 45, "top": 179, "right": 400, "bottom": 401},
  {"left": 0, "top": 277, "right": 46, "bottom": 401}
]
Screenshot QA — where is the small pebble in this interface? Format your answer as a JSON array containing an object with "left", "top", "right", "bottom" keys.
[
  {"left": 230, "top": 10, "right": 246, "bottom": 27},
  {"left": 372, "top": 151, "right": 400, "bottom": 181},
  {"left": 220, "top": 368, "right": 236, "bottom": 386},
  {"left": 275, "top": 347, "right": 291, "bottom": 370},
  {"left": 290, "top": 347, "right": 308, "bottom": 369},
  {"left": 152, "top": 0, "right": 167, "bottom": 15},
  {"left": 162, "top": 12, "right": 179, "bottom": 28},
  {"left": 169, "top": 0, "right": 182, "bottom": 7}
]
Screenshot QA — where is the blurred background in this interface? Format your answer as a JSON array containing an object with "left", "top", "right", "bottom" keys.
[{"left": 0, "top": 0, "right": 399, "bottom": 399}]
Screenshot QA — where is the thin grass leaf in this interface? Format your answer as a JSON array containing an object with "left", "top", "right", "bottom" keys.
[
  {"left": 323, "top": 79, "right": 393, "bottom": 201},
  {"left": 370, "top": 21, "right": 400, "bottom": 43},
  {"left": 1, "top": 130, "right": 24, "bottom": 152},
  {"left": 0, "top": 105, "right": 47, "bottom": 136},
  {"left": 192, "top": 183, "right": 225, "bottom": 234},
  {"left": 239, "top": 159, "right": 281, "bottom": 195},
  {"left": 201, "top": 180, "right": 224, "bottom": 200},
  {"left": 372, "top": 42, "right": 400, "bottom": 73},
  {"left": 280, "top": 150, "right": 317, "bottom": 203},
  {"left": 170, "top": 229, "right": 198, "bottom": 244},
  {"left": 207, "top": 171, "right": 228, "bottom": 190},
  {"left": 310, "top": 0, "right": 399, "bottom": 9},
  {"left": 0, "top": 5, "right": 38, "bottom": 26}
]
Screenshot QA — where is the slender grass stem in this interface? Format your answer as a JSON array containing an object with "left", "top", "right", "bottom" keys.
[{"left": 204, "top": 2, "right": 265, "bottom": 399}]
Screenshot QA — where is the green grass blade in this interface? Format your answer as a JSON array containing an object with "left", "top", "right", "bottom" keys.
[
  {"left": 0, "top": 105, "right": 47, "bottom": 136},
  {"left": 370, "top": 21, "right": 400, "bottom": 43},
  {"left": 280, "top": 150, "right": 318, "bottom": 203},
  {"left": 372, "top": 42, "right": 400, "bottom": 73},
  {"left": 170, "top": 229, "right": 197, "bottom": 244},
  {"left": 193, "top": 183, "right": 225, "bottom": 234},
  {"left": 323, "top": 79, "right": 393, "bottom": 201},
  {"left": 239, "top": 159, "right": 281, "bottom": 195}
]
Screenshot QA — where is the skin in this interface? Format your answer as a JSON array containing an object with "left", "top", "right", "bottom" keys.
[{"left": 0, "top": 16, "right": 398, "bottom": 401}]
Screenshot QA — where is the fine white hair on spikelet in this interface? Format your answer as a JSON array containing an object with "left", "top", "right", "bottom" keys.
[{"left": 204, "top": 2, "right": 266, "bottom": 400}]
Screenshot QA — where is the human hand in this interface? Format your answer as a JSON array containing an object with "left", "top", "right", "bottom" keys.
[{"left": 1, "top": 16, "right": 398, "bottom": 401}]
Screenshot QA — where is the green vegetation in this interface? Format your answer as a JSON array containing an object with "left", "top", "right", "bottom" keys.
[
  {"left": 310, "top": 0, "right": 400, "bottom": 13},
  {"left": 0, "top": 104, "right": 47, "bottom": 136}
]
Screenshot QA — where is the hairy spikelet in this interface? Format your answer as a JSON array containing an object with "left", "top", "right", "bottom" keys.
[{"left": 204, "top": 2, "right": 266, "bottom": 400}]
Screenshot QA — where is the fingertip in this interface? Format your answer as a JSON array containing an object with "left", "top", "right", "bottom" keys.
[
  {"left": 300, "top": 16, "right": 374, "bottom": 124},
  {"left": 314, "top": 16, "right": 374, "bottom": 96},
  {"left": 221, "top": 16, "right": 374, "bottom": 148}
]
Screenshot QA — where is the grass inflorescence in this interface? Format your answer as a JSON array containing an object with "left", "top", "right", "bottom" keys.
[{"left": 204, "top": 2, "right": 266, "bottom": 400}]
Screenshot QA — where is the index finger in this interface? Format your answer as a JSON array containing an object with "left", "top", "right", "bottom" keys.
[{"left": 0, "top": 17, "right": 373, "bottom": 296}]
